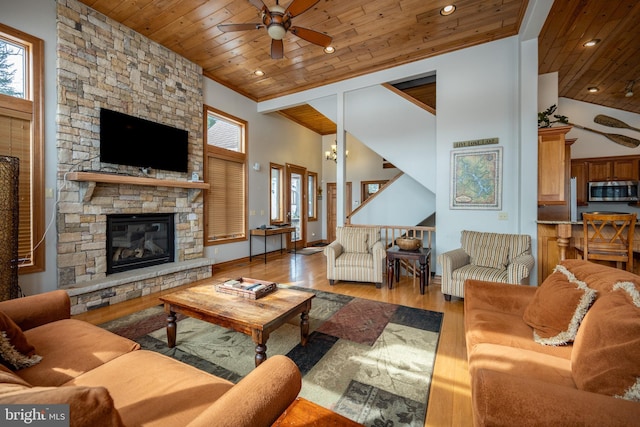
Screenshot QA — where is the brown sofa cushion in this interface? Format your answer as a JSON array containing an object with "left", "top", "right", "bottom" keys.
[
  {"left": 0, "top": 311, "right": 42, "bottom": 370},
  {"left": 572, "top": 281, "right": 640, "bottom": 401},
  {"left": 0, "top": 383, "right": 124, "bottom": 427},
  {"left": 18, "top": 319, "right": 139, "bottom": 387},
  {"left": 66, "top": 350, "right": 235, "bottom": 427},
  {"left": 559, "top": 259, "right": 640, "bottom": 294},
  {"left": 523, "top": 264, "right": 596, "bottom": 346}
]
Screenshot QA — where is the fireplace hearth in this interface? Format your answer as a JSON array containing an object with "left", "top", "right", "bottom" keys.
[{"left": 106, "top": 213, "right": 174, "bottom": 274}]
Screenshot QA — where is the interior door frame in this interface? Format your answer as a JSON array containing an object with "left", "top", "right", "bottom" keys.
[
  {"left": 286, "top": 163, "right": 307, "bottom": 250},
  {"left": 326, "top": 182, "right": 352, "bottom": 243}
]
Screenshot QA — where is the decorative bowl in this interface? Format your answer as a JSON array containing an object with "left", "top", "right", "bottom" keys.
[{"left": 396, "top": 237, "right": 422, "bottom": 251}]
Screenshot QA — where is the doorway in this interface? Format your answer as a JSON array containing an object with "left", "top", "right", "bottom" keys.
[
  {"left": 326, "top": 182, "right": 352, "bottom": 243},
  {"left": 286, "top": 163, "right": 307, "bottom": 250}
]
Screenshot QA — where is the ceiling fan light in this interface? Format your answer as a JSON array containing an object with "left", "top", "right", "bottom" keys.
[
  {"left": 583, "top": 39, "right": 600, "bottom": 47},
  {"left": 440, "top": 5, "right": 456, "bottom": 16},
  {"left": 267, "top": 24, "right": 287, "bottom": 40}
]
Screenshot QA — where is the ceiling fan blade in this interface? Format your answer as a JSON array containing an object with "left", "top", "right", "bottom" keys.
[
  {"left": 247, "top": 0, "right": 268, "bottom": 11},
  {"left": 217, "top": 23, "right": 263, "bottom": 32},
  {"left": 290, "top": 26, "right": 332, "bottom": 47},
  {"left": 285, "top": 0, "right": 320, "bottom": 18},
  {"left": 271, "top": 39, "right": 284, "bottom": 59}
]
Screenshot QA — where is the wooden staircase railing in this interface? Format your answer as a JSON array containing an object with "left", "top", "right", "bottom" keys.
[{"left": 346, "top": 224, "right": 435, "bottom": 283}]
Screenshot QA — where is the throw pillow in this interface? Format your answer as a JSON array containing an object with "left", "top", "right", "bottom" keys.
[
  {"left": 0, "top": 385, "right": 125, "bottom": 427},
  {"left": 523, "top": 264, "right": 596, "bottom": 345},
  {"left": 337, "top": 227, "right": 369, "bottom": 254},
  {"left": 572, "top": 281, "right": 640, "bottom": 401},
  {"left": 0, "top": 311, "right": 42, "bottom": 370}
]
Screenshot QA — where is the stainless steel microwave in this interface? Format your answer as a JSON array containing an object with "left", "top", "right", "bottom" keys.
[{"left": 588, "top": 180, "right": 640, "bottom": 202}]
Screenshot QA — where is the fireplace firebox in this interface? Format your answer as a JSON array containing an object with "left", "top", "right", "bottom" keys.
[{"left": 106, "top": 213, "right": 174, "bottom": 274}]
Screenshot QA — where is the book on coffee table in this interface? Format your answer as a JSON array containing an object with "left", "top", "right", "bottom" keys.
[{"left": 215, "top": 277, "right": 277, "bottom": 299}]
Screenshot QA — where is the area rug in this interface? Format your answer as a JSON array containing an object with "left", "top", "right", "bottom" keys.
[
  {"left": 100, "top": 287, "right": 443, "bottom": 427},
  {"left": 297, "top": 247, "right": 324, "bottom": 255}
]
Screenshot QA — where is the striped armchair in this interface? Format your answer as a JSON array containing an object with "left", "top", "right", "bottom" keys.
[
  {"left": 437, "top": 230, "right": 534, "bottom": 301},
  {"left": 324, "top": 226, "right": 386, "bottom": 287}
]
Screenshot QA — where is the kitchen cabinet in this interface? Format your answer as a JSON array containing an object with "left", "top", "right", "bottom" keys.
[
  {"left": 587, "top": 158, "right": 638, "bottom": 181},
  {"left": 538, "top": 126, "right": 573, "bottom": 205},
  {"left": 537, "top": 223, "right": 575, "bottom": 284}
]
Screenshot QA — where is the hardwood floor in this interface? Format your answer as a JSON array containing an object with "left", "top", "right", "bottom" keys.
[{"left": 73, "top": 251, "right": 473, "bottom": 427}]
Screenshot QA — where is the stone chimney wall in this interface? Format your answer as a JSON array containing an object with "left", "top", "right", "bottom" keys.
[{"left": 56, "top": 0, "right": 205, "bottom": 288}]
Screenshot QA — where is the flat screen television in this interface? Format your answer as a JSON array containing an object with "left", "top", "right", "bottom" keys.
[{"left": 99, "top": 108, "right": 189, "bottom": 173}]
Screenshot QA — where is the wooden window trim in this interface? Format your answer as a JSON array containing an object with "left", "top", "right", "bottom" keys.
[
  {"left": 0, "top": 23, "right": 45, "bottom": 274},
  {"left": 308, "top": 171, "right": 318, "bottom": 221},
  {"left": 270, "top": 162, "right": 285, "bottom": 225},
  {"left": 203, "top": 105, "right": 248, "bottom": 246}
]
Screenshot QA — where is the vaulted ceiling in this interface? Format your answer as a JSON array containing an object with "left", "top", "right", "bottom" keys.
[{"left": 78, "top": 0, "right": 640, "bottom": 135}]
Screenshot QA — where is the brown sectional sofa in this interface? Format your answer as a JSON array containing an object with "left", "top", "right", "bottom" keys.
[
  {"left": 464, "top": 259, "right": 640, "bottom": 426},
  {"left": 0, "top": 290, "right": 302, "bottom": 426}
]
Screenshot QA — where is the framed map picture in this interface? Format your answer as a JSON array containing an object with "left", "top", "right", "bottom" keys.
[{"left": 450, "top": 146, "right": 502, "bottom": 210}]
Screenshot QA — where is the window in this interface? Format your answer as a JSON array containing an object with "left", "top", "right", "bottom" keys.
[
  {"left": 204, "top": 106, "right": 247, "bottom": 244},
  {"left": 0, "top": 24, "right": 44, "bottom": 273},
  {"left": 307, "top": 171, "right": 317, "bottom": 221},
  {"left": 270, "top": 163, "right": 284, "bottom": 224},
  {"left": 361, "top": 180, "right": 388, "bottom": 202}
]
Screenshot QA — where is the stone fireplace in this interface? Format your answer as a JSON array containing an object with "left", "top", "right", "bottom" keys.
[
  {"left": 56, "top": 0, "right": 212, "bottom": 314},
  {"left": 106, "top": 213, "right": 175, "bottom": 274}
]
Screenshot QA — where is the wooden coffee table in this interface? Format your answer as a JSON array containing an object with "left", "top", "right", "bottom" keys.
[{"left": 159, "top": 283, "right": 314, "bottom": 367}]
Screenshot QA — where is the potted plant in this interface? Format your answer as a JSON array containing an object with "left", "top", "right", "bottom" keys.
[{"left": 538, "top": 104, "right": 569, "bottom": 128}]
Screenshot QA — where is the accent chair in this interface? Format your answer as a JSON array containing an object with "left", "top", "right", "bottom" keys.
[
  {"left": 437, "top": 230, "right": 534, "bottom": 301},
  {"left": 324, "top": 226, "right": 386, "bottom": 287}
]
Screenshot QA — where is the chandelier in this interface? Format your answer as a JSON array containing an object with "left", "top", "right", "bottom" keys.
[{"left": 324, "top": 144, "right": 348, "bottom": 162}]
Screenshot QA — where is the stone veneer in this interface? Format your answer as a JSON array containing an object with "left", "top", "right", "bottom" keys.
[{"left": 56, "top": 0, "right": 210, "bottom": 312}]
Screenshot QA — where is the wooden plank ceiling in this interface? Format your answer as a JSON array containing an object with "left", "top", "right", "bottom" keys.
[{"left": 77, "top": 0, "right": 639, "bottom": 135}]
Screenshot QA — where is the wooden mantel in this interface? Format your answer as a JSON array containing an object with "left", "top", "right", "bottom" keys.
[{"left": 66, "top": 172, "right": 210, "bottom": 202}]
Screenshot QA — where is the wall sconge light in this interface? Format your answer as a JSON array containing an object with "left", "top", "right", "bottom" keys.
[
  {"left": 252, "top": 162, "right": 261, "bottom": 171},
  {"left": 324, "top": 144, "right": 348, "bottom": 162}
]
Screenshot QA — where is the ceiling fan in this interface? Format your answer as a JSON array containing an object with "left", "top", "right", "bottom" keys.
[{"left": 217, "top": 0, "right": 332, "bottom": 60}]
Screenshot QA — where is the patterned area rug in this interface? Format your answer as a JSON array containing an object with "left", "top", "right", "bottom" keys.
[{"left": 100, "top": 286, "right": 443, "bottom": 427}]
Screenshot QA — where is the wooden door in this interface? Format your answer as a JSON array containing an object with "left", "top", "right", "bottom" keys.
[
  {"left": 326, "top": 182, "right": 352, "bottom": 243},
  {"left": 286, "top": 163, "right": 306, "bottom": 250}
]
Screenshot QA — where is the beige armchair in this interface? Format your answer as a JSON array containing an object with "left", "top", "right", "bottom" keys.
[
  {"left": 324, "top": 226, "right": 386, "bottom": 287},
  {"left": 437, "top": 230, "right": 534, "bottom": 301}
]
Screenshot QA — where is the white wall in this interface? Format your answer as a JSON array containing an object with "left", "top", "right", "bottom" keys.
[
  {"left": 2, "top": 0, "right": 58, "bottom": 294},
  {"left": 561, "top": 98, "right": 640, "bottom": 159}
]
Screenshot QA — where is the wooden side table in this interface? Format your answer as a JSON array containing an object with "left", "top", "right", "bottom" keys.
[
  {"left": 272, "top": 398, "right": 363, "bottom": 426},
  {"left": 386, "top": 246, "right": 431, "bottom": 294}
]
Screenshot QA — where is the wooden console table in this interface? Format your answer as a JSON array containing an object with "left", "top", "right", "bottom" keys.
[
  {"left": 386, "top": 246, "right": 431, "bottom": 294},
  {"left": 250, "top": 226, "right": 296, "bottom": 264}
]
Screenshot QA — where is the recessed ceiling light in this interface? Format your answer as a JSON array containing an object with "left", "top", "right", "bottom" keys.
[
  {"left": 440, "top": 5, "right": 456, "bottom": 16},
  {"left": 587, "top": 87, "right": 599, "bottom": 93},
  {"left": 254, "top": 70, "right": 265, "bottom": 77},
  {"left": 323, "top": 46, "right": 335, "bottom": 54},
  {"left": 583, "top": 39, "right": 600, "bottom": 47}
]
